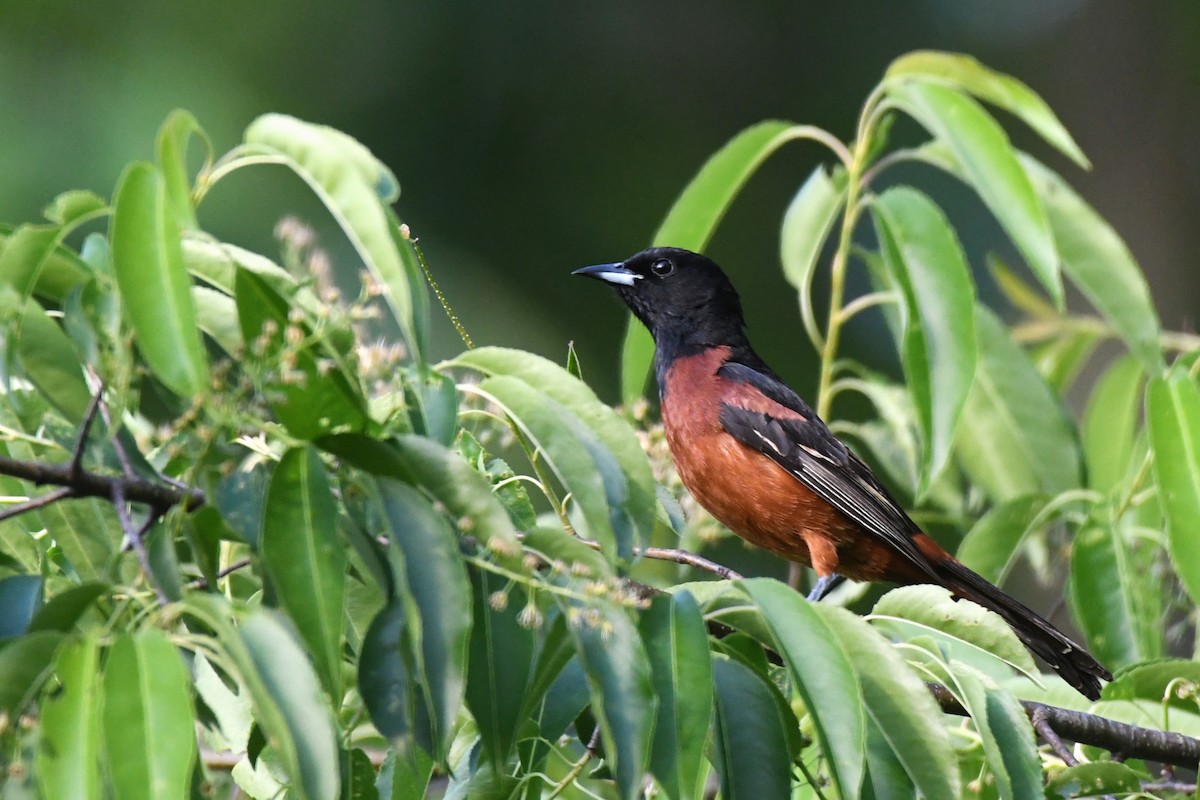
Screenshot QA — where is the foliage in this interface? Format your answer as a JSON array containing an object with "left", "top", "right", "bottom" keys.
[{"left": 0, "top": 51, "right": 1198, "bottom": 800}]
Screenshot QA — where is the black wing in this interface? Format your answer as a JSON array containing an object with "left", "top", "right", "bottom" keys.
[{"left": 717, "top": 362, "right": 937, "bottom": 580}]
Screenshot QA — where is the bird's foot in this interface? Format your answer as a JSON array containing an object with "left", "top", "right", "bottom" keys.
[{"left": 806, "top": 573, "right": 845, "bottom": 602}]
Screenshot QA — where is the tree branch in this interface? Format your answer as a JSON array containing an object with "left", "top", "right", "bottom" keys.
[{"left": 0, "top": 455, "right": 204, "bottom": 513}]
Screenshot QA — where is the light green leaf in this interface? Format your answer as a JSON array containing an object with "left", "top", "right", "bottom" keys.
[
  {"left": 243, "top": 114, "right": 419, "bottom": 359},
  {"left": 43, "top": 190, "right": 109, "bottom": 227},
  {"left": 888, "top": 80, "right": 1061, "bottom": 306},
  {"left": 1146, "top": 371, "right": 1200, "bottom": 606},
  {"left": 263, "top": 446, "right": 347, "bottom": 699},
  {"left": 192, "top": 285, "right": 242, "bottom": 355},
  {"left": 0, "top": 225, "right": 66, "bottom": 298},
  {"left": 885, "top": 50, "right": 1089, "bottom": 167},
  {"left": 40, "top": 496, "right": 121, "bottom": 583},
  {"left": 1082, "top": 355, "right": 1145, "bottom": 493},
  {"left": 955, "top": 306, "right": 1082, "bottom": 502},
  {"left": 621, "top": 120, "right": 829, "bottom": 403},
  {"left": 110, "top": 162, "right": 209, "bottom": 396},
  {"left": 1021, "top": 155, "right": 1164, "bottom": 373},
  {"left": 156, "top": 109, "right": 210, "bottom": 232},
  {"left": 103, "top": 630, "right": 197, "bottom": 800},
  {"left": 956, "top": 494, "right": 1046, "bottom": 584},
  {"left": 640, "top": 591, "right": 713, "bottom": 800},
  {"left": 1102, "top": 658, "right": 1200, "bottom": 705},
  {"left": 743, "top": 579, "right": 865, "bottom": 799},
  {"left": 0, "top": 630, "right": 63, "bottom": 718},
  {"left": 37, "top": 636, "right": 102, "bottom": 800},
  {"left": 872, "top": 187, "right": 977, "bottom": 493},
  {"left": 711, "top": 655, "right": 793, "bottom": 800},
  {"left": 780, "top": 165, "right": 848, "bottom": 349},
  {"left": 16, "top": 297, "right": 92, "bottom": 421},
  {"left": 1047, "top": 761, "right": 1142, "bottom": 798}
]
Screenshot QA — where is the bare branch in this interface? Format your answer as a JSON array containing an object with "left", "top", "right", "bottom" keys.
[
  {"left": 0, "top": 454, "right": 204, "bottom": 511},
  {"left": 1031, "top": 705, "right": 1079, "bottom": 766},
  {"left": 0, "top": 487, "right": 75, "bottom": 524},
  {"left": 113, "top": 483, "right": 170, "bottom": 606},
  {"left": 69, "top": 386, "right": 105, "bottom": 480}
]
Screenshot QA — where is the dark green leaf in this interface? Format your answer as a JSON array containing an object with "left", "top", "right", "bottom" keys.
[
  {"left": 955, "top": 306, "right": 1082, "bottom": 502},
  {"left": 872, "top": 187, "right": 977, "bottom": 492},
  {"left": 711, "top": 655, "right": 792, "bottom": 800},
  {"left": 0, "top": 575, "right": 41, "bottom": 639},
  {"left": 888, "top": 81, "right": 1060, "bottom": 306},
  {"left": 465, "top": 567, "right": 534, "bottom": 766},
  {"left": 37, "top": 635, "right": 102, "bottom": 800},
  {"left": 377, "top": 747, "right": 434, "bottom": 800},
  {"left": 1103, "top": 658, "right": 1200, "bottom": 705},
  {"left": 404, "top": 368, "right": 457, "bottom": 447},
  {"left": 1082, "top": 355, "right": 1145, "bottom": 494},
  {"left": 1047, "top": 761, "right": 1141, "bottom": 798},
  {"left": 956, "top": 494, "right": 1046, "bottom": 584},
  {"left": 378, "top": 479, "right": 472, "bottom": 761},
  {"left": 28, "top": 582, "right": 106, "bottom": 633},
  {"left": 0, "top": 630, "right": 63, "bottom": 717},
  {"left": 215, "top": 460, "right": 273, "bottom": 548},
  {"left": 1147, "top": 371, "right": 1200, "bottom": 605},
  {"left": 1021, "top": 155, "right": 1164, "bottom": 373},
  {"left": 103, "top": 630, "right": 197, "bottom": 800},
  {"left": 358, "top": 599, "right": 412, "bottom": 742},
  {"left": 640, "top": 591, "right": 712, "bottom": 800},
  {"left": 743, "top": 579, "right": 865, "bottom": 798},
  {"left": 110, "top": 162, "right": 209, "bottom": 396},
  {"left": 263, "top": 447, "right": 346, "bottom": 699},
  {"left": 340, "top": 748, "right": 380, "bottom": 800},
  {"left": 885, "top": 51, "right": 1089, "bottom": 167},
  {"left": 780, "top": 165, "right": 847, "bottom": 347},
  {"left": 241, "top": 609, "right": 340, "bottom": 800}
]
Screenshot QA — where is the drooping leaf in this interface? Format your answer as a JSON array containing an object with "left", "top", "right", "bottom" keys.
[
  {"left": 262, "top": 446, "right": 346, "bottom": 699},
  {"left": 43, "top": 190, "right": 108, "bottom": 227},
  {"left": 872, "top": 186, "right": 977, "bottom": 493},
  {"left": 780, "top": 165, "right": 848, "bottom": 348},
  {"left": 1021, "top": 155, "right": 1164, "bottom": 373},
  {"left": 887, "top": 80, "right": 1060, "bottom": 306},
  {"left": 743, "top": 579, "right": 865, "bottom": 799},
  {"left": 640, "top": 591, "right": 713, "bottom": 800},
  {"left": 103, "top": 630, "right": 197, "bottom": 800},
  {"left": 156, "top": 110, "right": 210, "bottom": 232},
  {"left": 1147, "top": 370, "right": 1200, "bottom": 606},
  {"left": 956, "top": 494, "right": 1046, "bottom": 584},
  {"left": 37, "top": 635, "right": 103, "bottom": 800},
  {"left": 358, "top": 599, "right": 413, "bottom": 743},
  {"left": 110, "top": 162, "right": 209, "bottom": 396},
  {"left": 711, "top": 655, "right": 793, "bottom": 800},
  {"left": 885, "top": 50, "right": 1089, "bottom": 167},
  {"left": 27, "top": 582, "right": 107, "bottom": 633},
  {"left": 955, "top": 306, "right": 1082, "bottom": 502},
  {"left": 1081, "top": 355, "right": 1145, "bottom": 494}
]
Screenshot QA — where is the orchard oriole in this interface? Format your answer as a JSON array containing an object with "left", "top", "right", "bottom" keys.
[{"left": 576, "top": 246, "right": 1110, "bottom": 700}]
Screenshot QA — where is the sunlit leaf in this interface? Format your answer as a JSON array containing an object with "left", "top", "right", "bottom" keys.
[
  {"left": 1146, "top": 370, "right": 1200, "bottom": 606},
  {"left": 956, "top": 494, "right": 1046, "bottom": 584},
  {"left": 16, "top": 297, "right": 92, "bottom": 421},
  {"left": 1047, "top": 762, "right": 1141, "bottom": 798},
  {"left": 37, "top": 635, "right": 102, "bottom": 800},
  {"left": 780, "top": 165, "right": 847, "bottom": 348},
  {"left": 1082, "top": 355, "right": 1145, "bottom": 493},
  {"left": 111, "top": 162, "right": 209, "bottom": 396},
  {"left": 156, "top": 109, "right": 210, "bottom": 232}
]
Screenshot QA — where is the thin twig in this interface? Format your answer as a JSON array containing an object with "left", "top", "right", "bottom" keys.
[
  {"left": 569, "top": 535, "right": 744, "bottom": 581},
  {"left": 0, "top": 487, "right": 75, "bottom": 523},
  {"left": 69, "top": 386, "right": 106, "bottom": 480},
  {"left": 112, "top": 483, "right": 170, "bottom": 606},
  {"left": 0, "top": 454, "right": 204, "bottom": 511},
  {"left": 1031, "top": 706, "right": 1079, "bottom": 766},
  {"left": 187, "top": 557, "right": 254, "bottom": 590}
]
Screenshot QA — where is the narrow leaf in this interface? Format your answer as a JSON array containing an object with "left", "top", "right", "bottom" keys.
[
  {"left": 888, "top": 80, "right": 1061, "bottom": 306},
  {"left": 110, "top": 162, "right": 208, "bottom": 396},
  {"left": 262, "top": 446, "right": 346, "bottom": 699},
  {"left": 156, "top": 109, "right": 210, "bottom": 232},
  {"left": 780, "top": 165, "right": 848, "bottom": 348},
  {"left": 16, "top": 297, "right": 92, "bottom": 421},
  {"left": 743, "top": 579, "right": 865, "bottom": 799},
  {"left": 0, "top": 575, "right": 42, "bottom": 639},
  {"left": 711, "top": 655, "right": 792, "bottom": 800},
  {"left": 1147, "top": 371, "right": 1200, "bottom": 605},
  {"left": 1082, "top": 355, "right": 1145, "bottom": 493},
  {"left": 956, "top": 494, "right": 1046, "bottom": 584},
  {"left": 103, "top": 630, "right": 197, "bottom": 800},
  {"left": 358, "top": 599, "right": 412, "bottom": 742},
  {"left": 872, "top": 187, "right": 977, "bottom": 492},
  {"left": 37, "top": 636, "right": 103, "bottom": 800}
]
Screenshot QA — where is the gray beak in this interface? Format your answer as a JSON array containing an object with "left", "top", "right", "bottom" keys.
[{"left": 572, "top": 262, "right": 641, "bottom": 287}]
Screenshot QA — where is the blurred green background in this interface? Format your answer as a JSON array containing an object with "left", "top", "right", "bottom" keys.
[{"left": 4, "top": 1, "right": 1198, "bottom": 403}]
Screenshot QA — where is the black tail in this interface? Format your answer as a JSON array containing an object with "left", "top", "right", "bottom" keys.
[{"left": 934, "top": 558, "right": 1110, "bottom": 700}]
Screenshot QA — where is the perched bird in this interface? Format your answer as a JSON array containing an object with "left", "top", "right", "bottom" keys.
[{"left": 575, "top": 246, "right": 1110, "bottom": 699}]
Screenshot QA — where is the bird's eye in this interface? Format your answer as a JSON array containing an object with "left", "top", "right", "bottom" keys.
[{"left": 650, "top": 258, "right": 674, "bottom": 277}]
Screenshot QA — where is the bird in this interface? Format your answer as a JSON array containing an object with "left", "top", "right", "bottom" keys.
[{"left": 575, "top": 246, "right": 1110, "bottom": 700}]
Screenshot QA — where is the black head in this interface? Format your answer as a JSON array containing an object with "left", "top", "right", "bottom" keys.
[{"left": 573, "top": 247, "right": 748, "bottom": 349}]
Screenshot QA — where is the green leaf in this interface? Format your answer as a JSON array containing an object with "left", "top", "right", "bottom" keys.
[
  {"left": 450, "top": 346, "right": 657, "bottom": 552},
  {"left": 0, "top": 225, "right": 67, "bottom": 298},
  {"left": 563, "top": 596, "right": 655, "bottom": 800},
  {"left": 1082, "top": 355, "right": 1145, "bottom": 493},
  {"left": 872, "top": 187, "right": 976, "bottom": 492},
  {"left": 885, "top": 50, "right": 1089, "bottom": 168},
  {"left": 0, "top": 575, "right": 41, "bottom": 639},
  {"left": 639, "top": 591, "right": 713, "bottom": 800},
  {"left": 1021, "top": 155, "right": 1164, "bottom": 373},
  {"left": 621, "top": 120, "right": 820, "bottom": 403},
  {"left": 378, "top": 479, "right": 472, "bottom": 760},
  {"left": 358, "top": 599, "right": 413, "bottom": 742},
  {"left": 103, "top": 630, "right": 197, "bottom": 800},
  {"left": 780, "top": 165, "right": 847, "bottom": 348},
  {"left": 240, "top": 609, "right": 340, "bottom": 800},
  {"left": 340, "top": 748, "right": 380, "bottom": 800},
  {"left": 404, "top": 368, "right": 457, "bottom": 447},
  {"left": 0, "top": 630, "right": 63, "bottom": 718},
  {"left": 1147, "top": 370, "right": 1200, "bottom": 606},
  {"left": 1069, "top": 521, "right": 1162, "bottom": 669},
  {"left": 43, "top": 190, "right": 108, "bottom": 227},
  {"left": 110, "top": 162, "right": 209, "bottom": 396},
  {"left": 465, "top": 567, "right": 534, "bottom": 766},
  {"left": 817, "top": 605, "right": 960, "bottom": 800},
  {"left": 39, "top": 496, "right": 121, "bottom": 582},
  {"left": 955, "top": 306, "right": 1082, "bottom": 502},
  {"left": 871, "top": 585, "right": 1037, "bottom": 676},
  {"left": 192, "top": 285, "right": 242, "bottom": 355},
  {"left": 16, "top": 297, "right": 92, "bottom": 421},
  {"left": 262, "top": 446, "right": 347, "bottom": 699},
  {"left": 956, "top": 494, "right": 1046, "bottom": 584},
  {"left": 1047, "top": 761, "right": 1142, "bottom": 798},
  {"left": 243, "top": 114, "right": 419, "bottom": 359},
  {"left": 475, "top": 375, "right": 632, "bottom": 561},
  {"left": 1032, "top": 327, "right": 1103, "bottom": 395},
  {"left": 37, "top": 635, "right": 103, "bottom": 800},
  {"left": 28, "top": 582, "right": 107, "bottom": 634},
  {"left": 156, "top": 109, "right": 209, "bottom": 232},
  {"left": 711, "top": 655, "right": 792, "bottom": 800},
  {"left": 887, "top": 81, "right": 1061, "bottom": 306},
  {"left": 742, "top": 579, "right": 865, "bottom": 799},
  {"left": 378, "top": 747, "right": 434, "bottom": 800}
]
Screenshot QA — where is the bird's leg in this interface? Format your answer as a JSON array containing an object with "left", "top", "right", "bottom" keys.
[{"left": 806, "top": 572, "right": 845, "bottom": 602}]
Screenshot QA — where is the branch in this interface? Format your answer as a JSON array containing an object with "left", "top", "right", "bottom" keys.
[
  {"left": 573, "top": 535, "right": 744, "bottom": 581},
  {"left": 0, "top": 455, "right": 205, "bottom": 513}
]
